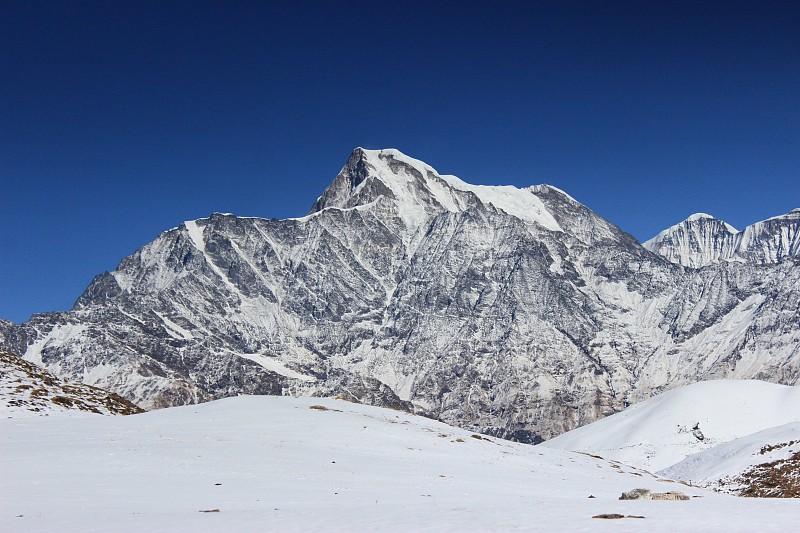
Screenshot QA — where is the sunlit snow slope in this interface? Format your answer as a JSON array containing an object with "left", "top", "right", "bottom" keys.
[
  {"left": 542, "top": 380, "right": 800, "bottom": 472},
  {"left": 661, "top": 422, "right": 800, "bottom": 497},
  {"left": 4, "top": 396, "right": 798, "bottom": 532}
]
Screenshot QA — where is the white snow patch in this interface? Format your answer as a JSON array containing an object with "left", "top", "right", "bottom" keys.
[
  {"left": 110, "top": 271, "right": 133, "bottom": 293},
  {"left": 687, "top": 212, "right": 738, "bottom": 233},
  {"left": 184, "top": 219, "right": 206, "bottom": 252},
  {"left": 181, "top": 220, "right": 245, "bottom": 298},
  {"left": 24, "top": 324, "right": 87, "bottom": 367},
  {"left": 686, "top": 213, "right": 716, "bottom": 222},
  {"left": 153, "top": 312, "right": 194, "bottom": 341},
  {"left": 288, "top": 197, "right": 385, "bottom": 223},
  {"left": 760, "top": 208, "right": 800, "bottom": 223},
  {"left": 529, "top": 183, "right": 580, "bottom": 204},
  {"left": 394, "top": 372, "right": 416, "bottom": 401},
  {"left": 440, "top": 174, "right": 562, "bottom": 231},
  {"left": 232, "top": 352, "right": 315, "bottom": 382},
  {"left": 82, "top": 362, "right": 124, "bottom": 385},
  {"left": 359, "top": 147, "right": 441, "bottom": 177}
]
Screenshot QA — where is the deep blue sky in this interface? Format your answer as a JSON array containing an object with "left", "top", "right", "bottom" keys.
[{"left": 2, "top": 1, "right": 799, "bottom": 323}]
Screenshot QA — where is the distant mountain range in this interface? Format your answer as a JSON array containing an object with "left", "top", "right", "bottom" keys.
[
  {"left": 643, "top": 210, "right": 800, "bottom": 268},
  {"left": 1, "top": 148, "right": 798, "bottom": 441}
]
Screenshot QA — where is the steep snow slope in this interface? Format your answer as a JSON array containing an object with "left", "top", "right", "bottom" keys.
[
  {"left": 542, "top": 380, "right": 800, "bottom": 472},
  {"left": 0, "top": 350, "right": 143, "bottom": 417},
  {"left": 2, "top": 395, "right": 798, "bottom": 532},
  {"left": 661, "top": 421, "right": 800, "bottom": 496},
  {"left": 737, "top": 208, "right": 800, "bottom": 264}
]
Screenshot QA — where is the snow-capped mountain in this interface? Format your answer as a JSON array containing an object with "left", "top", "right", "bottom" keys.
[
  {"left": 737, "top": 209, "right": 800, "bottom": 264},
  {"left": 642, "top": 213, "right": 740, "bottom": 268},
  {"left": 643, "top": 209, "right": 800, "bottom": 267},
  {"left": 1, "top": 349, "right": 143, "bottom": 417},
  {"left": 5, "top": 395, "right": 798, "bottom": 532},
  {"left": 1, "top": 148, "right": 798, "bottom": 441}
]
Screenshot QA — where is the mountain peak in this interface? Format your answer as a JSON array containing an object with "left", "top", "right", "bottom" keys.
[
  {"left": 308, "top": 147, "right": 455, "bottom": 231},
  {"left": 528, "top": 184, "right": 579, "bottom": 204},
  {"left": 646, "top": 208, "right": 800, "bottom": 267},
  {"left": 309, "top": 148, "right": 565, "bottom": 233},
  {"left": 4, "top": 147, "right": 800, "bottom": 453},
  {"left": 680, "top": 213, "right": 738, "bottom": 232},
  {"left": 686, "top": 212, "right": 715, "bottom": 222},
  {"left": 646, "top": 212, "right": 739, "bottom": 242},
  {"left": 643, "top": 214, "right": 740, "bottom": 268},
  {"left": 763, "top": 207, "right": 800, "bottom": 221},
  {"left": 356, "top": 147, "right": 441, "bottom": 175}
]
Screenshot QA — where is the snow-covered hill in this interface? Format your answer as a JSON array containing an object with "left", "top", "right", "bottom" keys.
[
  {"left": 661, "top": 422, "right": 800, "bottom": 497},
  {"left": 542, "top": 380, "right": 800, "bottom": 472},
  {"left": 0, "top": 349, "right": 143, "bottom": 417},
  {"left": 643, "top": 209, "right": 800, "bottom": 267},
  {"left": 2, "top": 395, "right": 798, "bottom": 532}
]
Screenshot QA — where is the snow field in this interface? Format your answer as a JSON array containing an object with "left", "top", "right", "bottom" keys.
[
  {"left": 2, "top": 395, "right": 799, "bottom": 532},
  {"left": 661, "top": 421, "right": 800, "bottom": 488},
  {"left": 543, "top": 380, "right": 800, "bottom": 472}
]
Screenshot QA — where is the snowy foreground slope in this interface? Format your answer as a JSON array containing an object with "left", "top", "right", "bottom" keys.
[
  {"left": 662, "top": 421, "right": 800, "bottom": 496},
  {"left": 543, "top": 380, "right": 800, "bottom": 471},
  {"left": 542, "top": 380, "right": 800, "bottom": 491},
  {"left": 3, "top": 396, "right": 797, "bottom": 533}
]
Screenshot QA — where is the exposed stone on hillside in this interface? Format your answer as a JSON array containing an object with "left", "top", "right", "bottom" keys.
[{"left": 1, "top": 350, "right": 144, "bottom": 416}]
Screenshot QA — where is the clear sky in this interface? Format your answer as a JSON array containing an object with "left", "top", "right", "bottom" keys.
[{"left": 2, "top": 1, "right": 799, "bottom": 323}]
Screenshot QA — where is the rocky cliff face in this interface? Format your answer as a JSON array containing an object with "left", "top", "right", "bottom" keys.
[{"left": 1, "top": 148, "right": 798, "bottom": 440}]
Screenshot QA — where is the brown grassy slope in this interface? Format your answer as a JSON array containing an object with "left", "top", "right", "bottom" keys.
[{"left": 1, "top": 350, "right": 144, "bottom": 416}]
